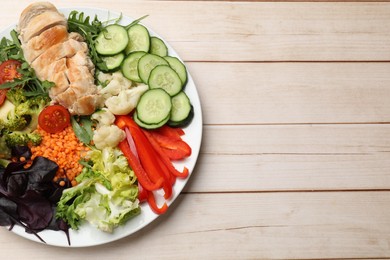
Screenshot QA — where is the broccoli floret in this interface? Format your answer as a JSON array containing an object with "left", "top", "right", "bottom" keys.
[
  {"left": 15, "top": 95, "right": 49, "bottom": 115},
  {"left": 14, "top": 95, "right": 50, "bottom": 132},
  {"left": 1, "top": 91, "right": 50, "bottom": 133},
  {"left": 6, "top": 87, "right": 27, "bottom": 106},
  {"left": 1, "top": 88, "right": 49, "bottom": 150},
  {"left": 0, "top": 135, "right": 11, "bottom": 159},
  {"left": 2, "top": 113, "right": 28, "bottom": 131},
  {"left": 4, "top": 131, "right": 42, "bottom": 148}
]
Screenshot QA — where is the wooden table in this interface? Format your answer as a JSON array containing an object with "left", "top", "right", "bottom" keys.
[{"left": 1, "top": 0, "right": 390, "bottom": 259}]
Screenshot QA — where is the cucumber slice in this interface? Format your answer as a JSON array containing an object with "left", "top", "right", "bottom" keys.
[
  {"left": 136, "top": 88, "right": 172, "bottom": 125},
  {"left": 168, "top": 106, "right": 194, "bottom": 128},
  {"left": 125, "top": 24, "right": 150, "bottom": 54},
  {"left": 150, "top": 36, "right": 168, "bottom": 57},
  {"left": 169, "top": 91, "right": 194, "bottom": 127},
  {"left": 121, "top": 51, "right": 146, "bottom": 82},
  {"left": 148, "top": 65, "right": 182, "bottom": 96},
  {"left": 134, "top": 111, "right": 170, "bottom": 129},
  {"left": 101, "top": 52, "right": 125, "bottom": 71},
  {"left": 137, "top": 53, "right": 168, "bottom": 83},
  {"left": 164, "top": 56, "right": 188, "bottom": 86},
  {"left": 96, "top": 25, "right": 129, "bottom": 55}
]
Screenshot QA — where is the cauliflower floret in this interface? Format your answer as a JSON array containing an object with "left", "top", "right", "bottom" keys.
[
  {"left": 97, "top": 71, "right": 113, "bottom": 84},
  {"left": 105, "top": 84, "right": 148, "bottom": 115},
  {"left": 93, "top": 125, "right": 125, "bottom": 150},
  {"left": 91, "top": 108, "right": 116, "bottom": 128},
  {"left": 98, "top": 72, "right": 133, "bottom": 99}
]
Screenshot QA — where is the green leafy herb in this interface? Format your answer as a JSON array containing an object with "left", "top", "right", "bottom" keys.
[
  {"left": 67, "top": 11, "right": 148, "bottom": 73},
  {"left": 71, "top": 116, "right": 94, "bottom": 145},
  {"left": 0, "top": 30, "right": 53, "bottom": 97},
  {"left": 67, "top": 11, "right": 108, "bottom": 71},
  {"left": 124, "top": 15, "right": 149, "bottom": 30},
  {"left": 0, "top": 30, "right": 24, "bottom": 62}
]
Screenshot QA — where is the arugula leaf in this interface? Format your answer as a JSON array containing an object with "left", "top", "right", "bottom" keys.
[
  {"left": 0, "top": 30, "right": 23, "bottom": 62},
  {"left": 124, "top": 15, "right": 149, "bottom": 30},
  {"left": 67, "top": 11, "right": 108, "bottom": 72},
  {"left": 0, "top": 30, "right": 52, "bottom": 97},
  {"left": 71, "top": 116, "right": 94, "bottom": 145},
  {"left": 67, "top": 11, "right": 148, "bottom": 73}
]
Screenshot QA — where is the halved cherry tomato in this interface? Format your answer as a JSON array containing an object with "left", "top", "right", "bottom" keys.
[
  {"left": 0, "top": 59, "right": 22, "bottom": 84},
  {"left": 0, "top": 89, "right": 7, "bottom": 106},
  {"left": 0, "top": 60, "right": 22, "bottom": 106},
  {"left": 38, "top": 105, "right": 71, "bottom": 133}
]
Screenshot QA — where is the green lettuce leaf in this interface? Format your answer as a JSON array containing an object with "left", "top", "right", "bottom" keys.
[{"left": 56, "top": 147, "right": 140, "bottom": 232}]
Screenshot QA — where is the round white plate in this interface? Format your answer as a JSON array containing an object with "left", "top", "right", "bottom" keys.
[{"left": 0, "top": 7, "right": 202, "bottom": 247}]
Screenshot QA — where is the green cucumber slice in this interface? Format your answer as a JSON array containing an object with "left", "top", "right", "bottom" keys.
[
  {"left": 150, "top": 36, "right": 168, "bottom": 57},
  {"left": 164, "top": 56, "right": 188, "bottom": 86},
  {"left": 125, "top": 24, "right": 150, "bottom": 54},
  {"left": 133, "top": 111, "right": 170, "bottom": 129},
  {"left": 169, "top": 91, "right": 194, "bottom": 127},
  {"left": 148, "top": 65, "right": 182, "bottom": 96},
  {"left": 137, "top": 53, "right": 168, "bottom": 83},
  {"left": 96, "top": 24, "right": 129, "bottom": 55},
  {"left": 136, "top": 88, "right": 172, "bottom": 125},
  {"left": 121, "top": 51, "right": 146, "bottom": 82},
  {"left": 101, "top": 52, "right": 125, "bottom": 71}
]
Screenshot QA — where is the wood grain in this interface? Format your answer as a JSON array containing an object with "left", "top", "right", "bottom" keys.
[
  {"left": 181, "top": 125, "right": 390, "bottom": 192},
  {"left": 0, "top": 1, "right": 389, "bottom": 61},
  {"left": 0, "top": 1, "right": 389, "bottom": 259},
  {"left": 189, "top": 62, "right": 390, "bottom": 124},
  {"left": 1, "top": 192, "right": 389, "bottom": 259}
]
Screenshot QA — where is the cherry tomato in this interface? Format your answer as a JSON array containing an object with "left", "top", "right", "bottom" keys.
[
  {"left": 0, "top": 59, "right": 22, "bottom": 84},
  {"left": 0, "top": 60, "right": 22, "bottom": 106},
  {"left": 38, "top": 105, "right": 71, "bottom": 133}
]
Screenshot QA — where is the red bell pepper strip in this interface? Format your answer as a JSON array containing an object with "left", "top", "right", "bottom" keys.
[
  {"left": 138, "top": 183, "right": 148, "bottom": 202},
  {"left": 155, "top": 155, "right": 176, "bottom": 185},
  {"left": 147, "top": 191, "right": 168, "bottom": 215},
  {"left": 143, "top": 129, "right": 189, "bottom": 179},
  {"left": 117, "top": 115, "right": 173, "bottom": 199},
  {"left": 149, "top": 131, "right": 192, "bottom": 160},
  {"left": 154, "top": 125, "right": 183, "bottom": 141},
  {"left": 118, "top": 140, "right": 163, "bottom": 191},
  {"left": 173, "top": 127, "right": 185, "bottom": 136}
]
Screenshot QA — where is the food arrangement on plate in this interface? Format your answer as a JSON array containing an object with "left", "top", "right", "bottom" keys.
[{"left": 0, "top": 2, "right": 201, "bottom": 246}]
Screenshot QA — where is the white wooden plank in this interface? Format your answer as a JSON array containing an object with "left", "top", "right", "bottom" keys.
[
  {"left": 188, "top": 62, "right": 390, "bottom": 125},
  {"left": 201, "top": 124, "right": 390, "bottom": 155},
  {"left": 1, "top": 192, "right": 389, "bottom": 259},
  {"left": 182, "top": 125, "right": 390, "bottom": 192},
  {"left": 0, "top": 1, "right": 389, "bottom": 61},
  {"left": 187, "top": 153, "right": 390, "bottom": 192}
]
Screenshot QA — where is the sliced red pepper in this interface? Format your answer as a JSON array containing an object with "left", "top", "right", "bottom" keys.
[
  {"left": 138, "top": 183, "right": 148, "bottom": 202},
  {"left": 174, "top": 127, "right": 185, "bottom": 136},
  {"left": 117, "top": 115, "right": 172, "bottom": 198},
  {"left": 147, "top": 191, "right": 168, "bottom": 215},
  {"left": 154, "top": 125, "right": 183, "bottom": 141},
  {"left": 143, "top": 129, "right": 189, "bottom": 179},
  {"left": 149, "top": 131, "right": 192, "bottom": 160},
  {"left": 155, "top": 155, "right": 176, "bottom": 185},
  {"left": 118, "top": 140, "right": 163, "bottom": 191},
  {"left": 127, "top": 126, "right": 172, "bottom": 199}
]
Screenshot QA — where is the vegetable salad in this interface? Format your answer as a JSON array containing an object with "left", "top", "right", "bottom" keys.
[{"left": 0, "top": 8, "right": 194, "bottom": 245}]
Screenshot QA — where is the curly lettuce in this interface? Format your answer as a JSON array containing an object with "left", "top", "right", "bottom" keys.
[{"left": 56, "top": 147, "right": 140, "bottom": 232}]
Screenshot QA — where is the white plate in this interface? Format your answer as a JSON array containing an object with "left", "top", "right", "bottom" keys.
[{"left": 0, "top": 7, "right": 202, "bottom": 247}]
